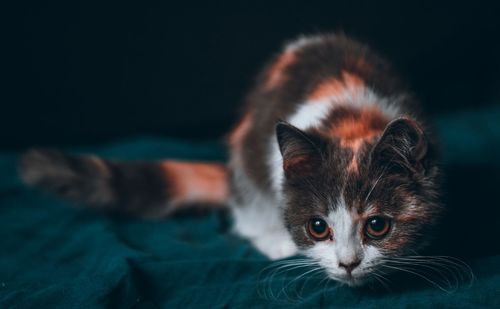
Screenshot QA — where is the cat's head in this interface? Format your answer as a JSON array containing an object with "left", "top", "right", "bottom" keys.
[{"left": 276, "top": 117, "right": 441, "bottom": 286}]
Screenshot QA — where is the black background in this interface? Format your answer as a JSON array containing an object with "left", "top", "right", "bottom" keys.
[
  {"left": 2, "top": 1, "right": 500, "bottom": 266},
  {"left": 3, "top": 1, "right": 500, "bottom": 150}
]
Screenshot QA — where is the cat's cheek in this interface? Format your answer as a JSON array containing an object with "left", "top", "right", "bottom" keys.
[
  {"left": 359, "top": 245, "right": 383, "bottom": 272},
  {"left": 363, "top": 245, "right": 383, "bottom": 263},
  {"left": 303, "top": 242, "right": 341, "bottom": 276}
]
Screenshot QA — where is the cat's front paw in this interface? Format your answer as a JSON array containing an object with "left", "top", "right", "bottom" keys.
[{"left": 253, "top": 233, "right": 298, "bottom": 260}]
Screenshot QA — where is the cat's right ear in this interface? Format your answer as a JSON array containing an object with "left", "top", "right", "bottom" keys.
[
  {"left": 276, "top": 122, "right": 325, "bottom": 179},
  {"left": 370, "top": 117, "right": 431, "bottom": 176}
]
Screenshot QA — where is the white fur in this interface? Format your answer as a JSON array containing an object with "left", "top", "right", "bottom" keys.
[
  {"left": 229, "top": 157, "right": 297, "bottom": 259},
  {"left": 285, "top": 35, "right": 326, "bottom": 52},
  {"left": 329, "top": 200, "right": 362, "bottom": 265}
]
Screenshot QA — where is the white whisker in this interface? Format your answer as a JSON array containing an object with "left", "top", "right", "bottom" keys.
[
  {"left": 381, "top": 264, "right": 454, "bottom": 293},
  {"left": 385, "top": 255, "right": 475, "bottom": 287}
]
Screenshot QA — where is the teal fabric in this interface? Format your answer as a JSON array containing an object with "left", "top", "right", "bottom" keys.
[{"left": 1, "top": 107, "right": 500, "bottom": 308}]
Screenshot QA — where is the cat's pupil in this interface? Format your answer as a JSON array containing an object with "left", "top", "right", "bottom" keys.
[
  {"left": 369, "top": 217, "right": 385, "bottom": 231},
  {"left": 312, "top": 219, "right": 327, "bottom": 233}
]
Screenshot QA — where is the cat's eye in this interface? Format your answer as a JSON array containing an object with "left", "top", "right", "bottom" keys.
[
  {"left": 364, "top": 216, "right": 391, "bottom": 239},
  {"left": 307, "top": 218, "right": 331, "bottom": 241}
]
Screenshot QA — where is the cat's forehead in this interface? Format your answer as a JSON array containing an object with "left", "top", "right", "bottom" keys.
[
  {"left": 323, "top": 141, "right": 374, "bottom": 198},
  {"left": 284, "top": 136, "right": 416, "bottom": 221},
  {"left": 319, "top": 143, "right": 410, "bottom": 216},
  {"left": 331, "top": 174, "right": 408, "bottom": 216}
]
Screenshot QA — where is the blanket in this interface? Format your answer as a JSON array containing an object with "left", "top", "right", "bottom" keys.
[{"left": 1, "top": 106, "right": 500, "bottom": 308}]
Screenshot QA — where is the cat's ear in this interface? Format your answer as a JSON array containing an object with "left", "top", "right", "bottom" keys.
[
  {"left": 371, "top": 117, "right": 429, "bottom": 175},
  {"left": 276, "top": 122, "right": 324, "bottom": 179}
]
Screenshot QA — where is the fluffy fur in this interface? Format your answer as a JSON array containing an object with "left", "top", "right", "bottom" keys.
[{"left": 19, "top": 34, "right": 442, "bottom": 286}]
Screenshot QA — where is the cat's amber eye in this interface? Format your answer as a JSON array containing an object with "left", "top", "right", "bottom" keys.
[
  {"left": 365, "top": 216, "right": 391, "bottom": 239},
  {"left": 307, "top": 218, "right": 331, "bottom": 241}
]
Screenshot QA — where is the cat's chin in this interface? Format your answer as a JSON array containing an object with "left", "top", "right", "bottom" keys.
[
  {"left": 341, "top": 277, "right": 366, "bottom": 287},
  {"left": 330, "top": 273, "right": 369, "bottom": 287}
]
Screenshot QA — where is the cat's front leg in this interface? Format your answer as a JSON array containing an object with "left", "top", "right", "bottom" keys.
[{"left": 251, "top": 230, "right": 298, "bottom": 260}]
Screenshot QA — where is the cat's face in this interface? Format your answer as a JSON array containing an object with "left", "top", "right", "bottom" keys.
[{"left": 276, "top": 118, "right": 441, "bottom": 286}]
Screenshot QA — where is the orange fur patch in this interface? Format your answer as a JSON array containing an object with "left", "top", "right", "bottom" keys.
[
  {"left": 228, "top": 112, "right": 252, "bottom": 148},
  {"left": 308, "top": 71, "right": 365, "bottom": 101},
  {"left": 331, "top": 107, "right": 389, "bottom": 173},
  {"left": 161, "top": 161, "right": 228, "bottom": 206},
  {"left": 265, "top": 51, "right": 296, "bottom": 89},
  {"left": 343, "top": 139, "right": 364, "bottom": 173},
  {"left": 330, "top": 107, "right": 387, "bottom": 142}
]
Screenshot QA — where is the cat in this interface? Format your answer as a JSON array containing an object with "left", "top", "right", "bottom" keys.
[{"left": 19, "top": 34, "right": 442, "bottom": 287}]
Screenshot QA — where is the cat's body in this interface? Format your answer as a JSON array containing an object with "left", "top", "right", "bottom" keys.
[{"left": 20, "top": 34, "right": 441, "bottom": 286}]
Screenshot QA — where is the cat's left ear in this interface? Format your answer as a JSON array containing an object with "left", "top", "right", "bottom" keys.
[
  {"left": 276, "top": 122, "right": 325, "bottom": 179},
  {"left": 371, "top": 117, "right": 430, "bottom": 175}
]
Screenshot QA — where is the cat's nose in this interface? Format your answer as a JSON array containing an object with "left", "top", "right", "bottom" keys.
[{"left": 338, "top": 259, "right": 361, "bottom": 274}]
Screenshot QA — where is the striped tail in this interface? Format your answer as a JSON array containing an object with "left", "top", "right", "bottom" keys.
[{"left": 18, "top": 149, "right": 229, "bottom": 218}]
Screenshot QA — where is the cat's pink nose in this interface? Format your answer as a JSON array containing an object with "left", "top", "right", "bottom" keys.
[{"left": 338, "top": 259, "right": 361, "bottom": 274}]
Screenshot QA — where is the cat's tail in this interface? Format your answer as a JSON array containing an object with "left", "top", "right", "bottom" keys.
[{"left": 18, "top": 149, "right": 229, "bottom": 218}]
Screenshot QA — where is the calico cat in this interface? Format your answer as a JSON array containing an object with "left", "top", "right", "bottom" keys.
[{"left": 19, "top": 34, "right": 442, "bottom": 287}]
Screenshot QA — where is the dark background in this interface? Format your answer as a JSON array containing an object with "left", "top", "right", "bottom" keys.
[{"left": 3, "top": 1, "right": 500, "bottom": 150}]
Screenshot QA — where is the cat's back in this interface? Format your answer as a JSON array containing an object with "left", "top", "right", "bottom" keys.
[{"left": 229, "top": 34, "right": 418, "bottom": 195}]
